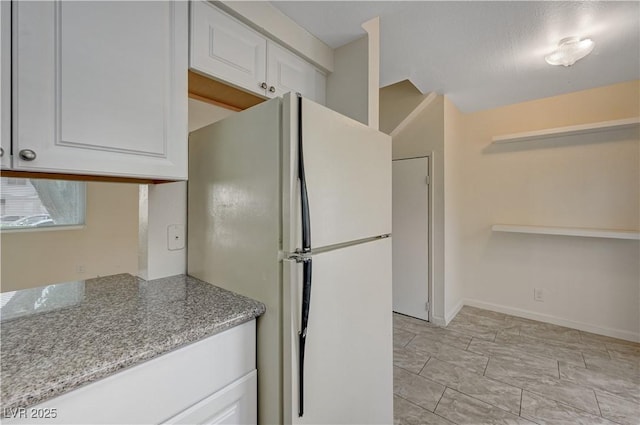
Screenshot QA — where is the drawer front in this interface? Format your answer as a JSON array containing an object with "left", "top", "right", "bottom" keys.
[
  {"left": 163, "top": 370, "right": 257, "bottom": 425},
  {"left": 4, "top": 321, "right": 256, "bottom": 425}
]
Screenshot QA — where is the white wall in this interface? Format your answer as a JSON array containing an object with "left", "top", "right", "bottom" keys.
[
  {"left": 362, "top": 17, "right": 380, "bottom": 130},
  {"left": 326, "top": 18, "right": 381, "bottom": 129},
  {"left": 139, "top": 98, "right": 235, "bottom": 280},
  {"left": 443, "top": 97, "right": 465, "bottom": 322},
  {"left": 326, "top": 36, "right": 369, "bottom": 126},
  {"left": 449, "top": 81, "right": 640, "bottom": 341}
]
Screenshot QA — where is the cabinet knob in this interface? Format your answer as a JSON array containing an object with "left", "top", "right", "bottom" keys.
[
  {"left": 269, "top": 86, "right": 276, "bottom": 93},
  {"left": 19, "top": 149, "right": 37, "bottom": 161},
  {"left": 260, "top": 82, "right": 268, "bottom": 90}
]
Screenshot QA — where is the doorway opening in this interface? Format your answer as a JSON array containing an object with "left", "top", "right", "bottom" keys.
[{"left": 392, "top": 156, "right": 433, "bottom": 321}]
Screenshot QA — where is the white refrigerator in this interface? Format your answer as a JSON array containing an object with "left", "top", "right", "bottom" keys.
[{"left": 188, "top": 93, "right": 393, "bottom": 425}]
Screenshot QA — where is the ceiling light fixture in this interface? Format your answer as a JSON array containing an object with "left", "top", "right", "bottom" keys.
[{"left": 545, "top": 37, "right": 595, "bottom": 67}]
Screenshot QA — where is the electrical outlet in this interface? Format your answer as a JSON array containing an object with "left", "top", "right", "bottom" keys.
[
  {"left": 76, "top": 265, "right": 86, "bottom": 274},
  {"left": 167, "top": 224, "right": 185, "bottom": 251},
  {"left": 534, "top": 288, "right": 544, "bottom": 302}
]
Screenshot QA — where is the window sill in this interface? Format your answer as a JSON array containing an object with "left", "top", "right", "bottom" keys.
[{"left": 1, "top": 225, "right": 86, "bottom": 234}]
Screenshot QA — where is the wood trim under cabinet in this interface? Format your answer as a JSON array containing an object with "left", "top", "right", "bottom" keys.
[
  {"left": 188, "top": 70, "right": 264, "bottom": 112},
  {"left": 0, "top": 170, "right": 170, "bottom": 184}
]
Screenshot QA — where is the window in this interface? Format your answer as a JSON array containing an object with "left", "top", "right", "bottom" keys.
[{"left": 0, "top": 178, "right": 86, "bottom": 230}]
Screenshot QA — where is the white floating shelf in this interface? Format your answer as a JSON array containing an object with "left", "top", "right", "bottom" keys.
[
  {"left": 492, "top": 117, "right": 640, "bottom": 144},
  {"left": 492, "top": 224, "right": 640, "bottom": 240}
]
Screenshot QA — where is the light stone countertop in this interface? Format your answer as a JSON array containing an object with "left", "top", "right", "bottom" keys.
[{"left": 0, "top": 273, "right": 266, "bottom": 412}]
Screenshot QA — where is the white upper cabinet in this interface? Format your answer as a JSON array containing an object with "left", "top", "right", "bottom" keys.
[
  {"left": 266, "top": 41, "right": 325, "bottom": 104},
  {"left": 13, "top": 1, "right": 188, "bottom": 180},
  {"left": 190, "top": 0, "right": 267, "bottom": 97},
  {"left": 190, "top": 1, "right": 326, "bottom": 104},
  {"left": 1, "top": 1, "right": 10, "bottom": 170}
]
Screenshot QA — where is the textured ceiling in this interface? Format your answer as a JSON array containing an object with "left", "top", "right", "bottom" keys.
[{"left": 271, "top": 1, "right": 640, "bottom": 112}]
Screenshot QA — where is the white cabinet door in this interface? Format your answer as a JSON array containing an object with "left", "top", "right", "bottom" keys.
[
  {"left": 267, "top": 41, "right": 324, "bottom": 103},
  {"left": 13, "top": 1, "right": 188, "bottom": 180},
  {"left": 392, "top": 157, "right": 430, "bottom": 320},
  {"left": 189, "top": 2, "right": 326, "bottom": 105},
  {"left": 190, "top": 0, "right": 267, "bottom": 97},
  {"left": 1, "top": 0, "right": 10, "bottom": 169},
  {"left": 164, "top": 371, "right": 257, "bottom": 425}
]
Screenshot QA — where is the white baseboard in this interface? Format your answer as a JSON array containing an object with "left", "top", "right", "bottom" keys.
[
  {"left": 464, "top": 298, "right": 640, "bottom": 343},
  {"left": 444, "top": 299, "right": 465, "bottom": 326},
  {"left": 430, "top": 315, "right": 446, "bottom": 327}
]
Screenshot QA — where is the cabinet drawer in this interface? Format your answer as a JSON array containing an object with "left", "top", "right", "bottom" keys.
[{"left": 163, "top": 370, "right": 257, "bottom": 425}]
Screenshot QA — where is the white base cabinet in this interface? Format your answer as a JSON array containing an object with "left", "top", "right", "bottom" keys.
[
  {"left": 12, "top": 1, "right": 188, "bottom": 180},
  {"left": 3, "top": 321, "right": 257, "bottom": 425},
  {"left": 164, "top": 371, "right": 257, "bottom": 425},
  {"left": 190, "top": 1, "right": 326, "bottom": 105}
]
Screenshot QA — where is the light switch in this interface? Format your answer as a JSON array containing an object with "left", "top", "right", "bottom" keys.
[{"left": 167, "top": 224, "right": 185, "bottom": 251}]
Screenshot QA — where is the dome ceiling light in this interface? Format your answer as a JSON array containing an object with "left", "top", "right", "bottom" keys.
[{"left": 545, "top": 36, "right": 595, "bottom": 67}]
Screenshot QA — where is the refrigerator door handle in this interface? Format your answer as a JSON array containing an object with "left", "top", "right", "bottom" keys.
[
  {"left": 298, "top": 257, "right": 312, "bottom": 417},
  {"left": 297, "top": 94, "right": 311, "bottom": 253}
]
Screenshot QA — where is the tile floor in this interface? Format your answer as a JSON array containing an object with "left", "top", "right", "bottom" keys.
[{"left": 393, "top": 306, "right": 640, "bottom": 425}]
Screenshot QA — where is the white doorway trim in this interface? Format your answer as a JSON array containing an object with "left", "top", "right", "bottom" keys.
[
  {"left": 426, "top": 153, "right": 434, "bottom": 323},
  {"left": 392, "top": 154, "right": 434, "bottom": 322}
]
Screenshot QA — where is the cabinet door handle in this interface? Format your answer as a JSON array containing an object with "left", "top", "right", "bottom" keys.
[
  {"left": 19, "top": 149, "right": 37, "bottom": 161},
  {"left": 269, "top": 86, "right": 276, "bottom": 93},
  {"left": 0, "top": 147, "right": 4, "bottom": 157},
  {"left": 260, "top": 82, "right": 268, "bottom": 90}
]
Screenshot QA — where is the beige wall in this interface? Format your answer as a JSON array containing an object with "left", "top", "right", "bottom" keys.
[
  {"left": 383, "top": 79, "right": 640, "bottom": 340},
  {"left": 451, "top": 80, "right": 639, "bottom": 341},
  {"left": 139, "top": 98, "right": 236, "bottom": 281},
  {"left": 390, "top": 93, "right": 447, "bottom": 323},
  {"left": 1, "top": 182, "right": 139, "bottom": 292},
  {"left": 0, "top": 98, "right": 238, "bottom": 292},
  {"left": 326, "top": 36, "right": 369, "bottom": 126},
  {"left": 379, "top": 80, "right": 426, "bottom": 135},
  {"left": 326, "top": 17, "right": 381, "bottom": 129}
]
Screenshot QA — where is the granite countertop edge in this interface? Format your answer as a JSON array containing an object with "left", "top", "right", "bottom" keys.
[
  {"left": 11, "top": 311, "right": 261, "bottom": 411},
  {"left": 1, "top": 273, "right": 266, "bottom": 413}
]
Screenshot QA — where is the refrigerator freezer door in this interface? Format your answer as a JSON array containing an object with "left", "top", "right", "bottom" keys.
[
  {"left": 282, "top": 95, "right": 392, "bottom": 253},
  {"left": 283, "top": 238, "right": 393, "bottom": 424}
]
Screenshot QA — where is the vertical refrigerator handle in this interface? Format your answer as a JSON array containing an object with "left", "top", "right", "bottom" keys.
[
  {"left": 297, "top": 94, "right": 312, "bottom": 417},
  {"left": 297, "top": 94, "right": 311, "bottom": 253},
  {"left": 298, "top": 257, "right": 312, "bottom": 417}
]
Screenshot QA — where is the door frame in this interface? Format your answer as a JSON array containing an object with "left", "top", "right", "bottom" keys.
[{"left": 392, "top": 153, "right": 434, "bottom": 322}]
